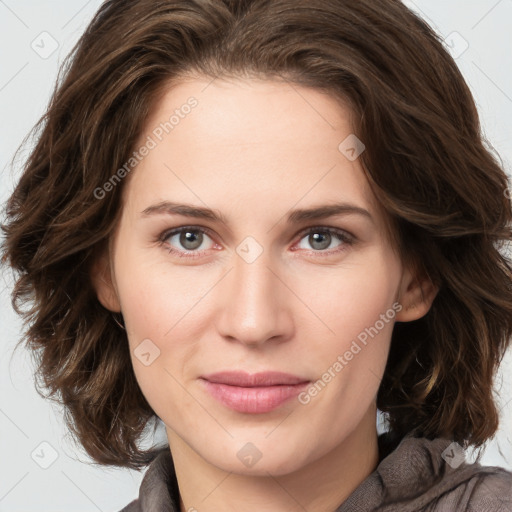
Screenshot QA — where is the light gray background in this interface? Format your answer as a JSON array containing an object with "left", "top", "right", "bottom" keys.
[{"left": 1, "top": 1, "right": 511, "bottom": 511}]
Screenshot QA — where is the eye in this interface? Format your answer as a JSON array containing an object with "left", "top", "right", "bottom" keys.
[
  {"left": 293, "top": 227, "right": 355, "bottom": 255},
  {"left": 158, "top": 226, "right": 217, "bottom": 258}
]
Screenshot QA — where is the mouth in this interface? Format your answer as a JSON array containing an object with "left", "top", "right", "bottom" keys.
[{"left": 199, "top": 371, "right": 310, "bottom": 414}]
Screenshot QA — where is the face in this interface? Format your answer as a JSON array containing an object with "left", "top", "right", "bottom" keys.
[{"left": 94, "top": 77, "right": 433, "bottom": 476}]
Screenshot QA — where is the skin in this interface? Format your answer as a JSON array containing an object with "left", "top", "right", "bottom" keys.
[{"left": 92, "top": 77, "right": 438, "bottom": 512}]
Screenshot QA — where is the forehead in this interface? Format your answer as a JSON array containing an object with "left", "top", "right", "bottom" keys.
[
  {"left": 123, "top": 77, "right": 389, "bottom": 234},
  {"left": 146, "top": 76, "right": 357, "bottom": 151}
]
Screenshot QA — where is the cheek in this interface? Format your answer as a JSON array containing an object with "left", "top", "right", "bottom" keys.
[
  {"left": 293, "top": 250, "right": 400, "bottom": 345},
  {"left": 292, "top": 251, "right": 399, "bottom": 402},
  {"left": 115, "top": 241, "right": 205, "bottom": 341},
  {"left": 117, "top": 271, "right": 196, "bottom": 419},
  {"left": 112, "top": 248, "right": 215, "bottom": 410}
]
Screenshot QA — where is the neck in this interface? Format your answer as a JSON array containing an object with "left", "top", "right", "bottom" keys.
[{"left": 167, "top": 405, "right": 380, "bottom": 512}]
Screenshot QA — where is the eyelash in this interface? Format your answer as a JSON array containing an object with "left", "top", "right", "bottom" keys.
[{"left": 157, "top": 225, "right": 355, "bottom": 259}]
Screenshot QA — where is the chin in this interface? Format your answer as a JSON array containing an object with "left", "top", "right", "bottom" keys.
[{"left": 193, "top": 435, "right": 317, "bottom": 477}]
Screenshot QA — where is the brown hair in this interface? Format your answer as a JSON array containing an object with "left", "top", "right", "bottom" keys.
[{"left": 2, "top": 0, "right": 512, "bottom": 470}]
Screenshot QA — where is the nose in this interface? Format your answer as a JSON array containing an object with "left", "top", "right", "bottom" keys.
[{"left": 214, "top": 249, "right": 294, "bottom": 348}]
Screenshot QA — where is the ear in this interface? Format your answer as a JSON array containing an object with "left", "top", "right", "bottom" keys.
[
  {"left": 90, "top": 249, "right": 121, "bottom": 313},
  {"left": 394, "top": 263, "right": 438, "bottom": 323}
]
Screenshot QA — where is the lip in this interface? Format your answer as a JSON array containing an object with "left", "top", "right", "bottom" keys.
[
  {"left": 201, "top": 371, "right": 309, "bottom": 387},
  {"left": 200, "top": 371, "right": 310, "bottom": 414}
]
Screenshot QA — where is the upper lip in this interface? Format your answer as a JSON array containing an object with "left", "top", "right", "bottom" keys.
[{"left": 201, "top": 371, "right": 310, "bottom": 387}]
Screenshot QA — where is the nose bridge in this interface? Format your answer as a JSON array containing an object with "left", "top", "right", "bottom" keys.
[
  {"left": 215, "top": 246, "right": 290, "bottom": 345},
  {"left": 234, "top": 251, "right": 275, "bottom": 308}
]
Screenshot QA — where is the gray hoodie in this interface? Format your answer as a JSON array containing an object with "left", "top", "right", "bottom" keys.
[{"left": 120, "top": 433, "right": 512, "bottom": 511}]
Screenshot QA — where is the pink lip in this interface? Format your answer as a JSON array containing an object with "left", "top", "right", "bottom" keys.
[{"left": 200, "top": 371, "right": 310, "bottom": 414}]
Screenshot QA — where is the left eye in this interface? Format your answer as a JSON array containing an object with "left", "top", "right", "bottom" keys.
[
  {"left": 159, "top": 226, "right": 354, "bottom": 258},
  {"left": 295, "top": 228, "right": 352, "bottom": 252}
]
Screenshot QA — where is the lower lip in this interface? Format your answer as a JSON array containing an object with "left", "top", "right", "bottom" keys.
[{"left": 201, "top": 380, "right": 309, "bottom": 414}]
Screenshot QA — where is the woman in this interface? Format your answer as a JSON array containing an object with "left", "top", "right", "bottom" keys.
[{"left": 2, "top": 0, "right": 512, "bottom": 510}]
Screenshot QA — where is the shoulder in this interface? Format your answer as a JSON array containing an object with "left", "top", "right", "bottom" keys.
[
  {"left": 462, "top": 467, "right": 512, "bottom": 512},
  {"left": 424, "top": 463, "right": 512, "bottom": 512},
  {"left": 372, "top": 434, "right": 512, "bottom": 512}
]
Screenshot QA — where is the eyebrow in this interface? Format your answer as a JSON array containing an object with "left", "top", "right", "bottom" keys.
[{"left": 141, "top": 201, "right": 374, "bottom": 225}]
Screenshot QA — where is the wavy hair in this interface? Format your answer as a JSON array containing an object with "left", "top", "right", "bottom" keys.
[{"left": 2, "top": 0, "right": 512, "bottom": 469}]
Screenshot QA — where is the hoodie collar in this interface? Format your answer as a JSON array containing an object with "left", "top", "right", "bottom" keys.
[{"left": 128, "top": 432, "right": 495, "bottom": 512}]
